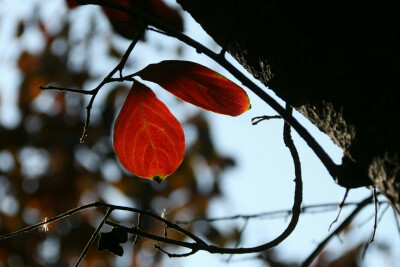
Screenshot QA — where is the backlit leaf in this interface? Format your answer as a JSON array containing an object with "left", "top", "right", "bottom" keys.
[
  {"left": 137, "top": 60, "right": 251, "bottom": 116},
  {"left": 113, "top": 81, "right": 185, "bottom": 182}
]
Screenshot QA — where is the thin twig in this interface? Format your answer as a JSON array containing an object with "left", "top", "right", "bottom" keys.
[
  {"left": 164, "top": 225, "right": 169, "bottom": 238},
  {"left": 175, "top": 201, "right": 383, "bottom": 225},
  {"left": 301, "top": 195, "right": 373, "bottom": 267},
  {"left": 132, "top": 214, "right": 141, "bottom": 245},
  {"left": 105, "top": 220, "right": 201, "bottom": 250},
  {"left": 329, "top": 189, "right": 350, "bottom": 231},
  {"left": 79, "top": 26, "right": 145, "bottom": 143},
  {"left": 226, "top": 219, "right": 249, "bottom": 263},
  {"left": 75, "top": 208, "right": 113, "bottom": 267},
  {"left": 39, "top": 85, "right": 95, "bottom": 95},
  {"left": 38, "top": 26, "right": 144, "bottom": 143},
  {"left": 154, "top": 245, "right": 197, "bottom": 258},
  {"left": 370, "top": 187, "right": 378, "bottom": 243},
  {"left": 251, "top": 115, "right": 282, "bottom": 125},
  {"left": 377, "top": 203, "right": 390, "bottom": 224},
  {"left": 0, "top": 202, "right": 101, "bottom": 241},
  {"left": 361, "top": 187, "right": 380, "bottom": 259},
  {"left": 392, "top": 206, "right": 400, "bottom": 240}
]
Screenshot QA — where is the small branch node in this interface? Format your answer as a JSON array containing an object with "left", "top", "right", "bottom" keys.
[
  {"left": 370, "top": 187, "right": 378, "bottom": 244},
  {"left": 154, "top": 245, "right": 197, "bottom": 258},
  {"left": 329, "top": 189, "right": 350, "bottom": 231},
  {"left": 164, "top": 226, "right": 169, "bottom": 238},
  {"left": 251, "top": 115, "right": 282, "bottom": 125},
  {"left": 39, "top": 85, "right": 95, "bottom": 95},
  {"left": 132, "top": 214, "right": 141, "bottom": 245}
]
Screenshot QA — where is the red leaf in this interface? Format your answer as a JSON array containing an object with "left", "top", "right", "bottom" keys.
[
  {"left": 113, "top": 81, "right": 185, "bottom": 182},
  {"left": 136, "top": 60, "right": 251, "bottom": 116}
]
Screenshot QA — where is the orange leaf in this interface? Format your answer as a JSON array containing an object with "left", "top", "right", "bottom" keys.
[
  {"left": 137, "top": 60, "right": 251, "bottom": 116},
  {"left": 113, "top": 81, "right": 185, "bottom": 183}
]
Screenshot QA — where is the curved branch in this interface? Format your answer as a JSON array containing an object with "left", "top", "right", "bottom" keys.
[{"left": 102, "top": 105, "right": 303, "bottom": 255}]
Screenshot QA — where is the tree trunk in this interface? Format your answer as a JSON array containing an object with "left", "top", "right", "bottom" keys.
[{"left": 177, "top": 0, "right": 400, "bottom": 212}]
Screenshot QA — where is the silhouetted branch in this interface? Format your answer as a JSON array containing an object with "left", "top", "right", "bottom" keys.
[
  {"left": 154, "top": 245, "right": 197, "bottom": 258},
  {"left": 329, "top": 189, "right": 350, "bottom": 230},
  {"left": 132, "top": 214, "right": 141, "bottom": 245},
  {"left": 392, "top": 206, "right": 400, "bottom": 238},
  {"left": 362, "top": 193, "right": 388, "bottom": 259},
  {"left": 79, "top": 25, "right": 144, "bottom": 143},
  {"left": 39, "top": 24, "right": 145, "bottom": 143},
  {"left": 39, "top": 85, "right": 95, "bottom": 95},
  {"left": 301, "top": 195, "right": 373, "bottom": 267},
  {"left": 226, "top": 218, "right": 249, "bottom": 263},
  {"left": 370, "top": 187, "right": 378, "bottom": 244},
  {"left": 175, "top": 201, "right": 384, "bottom": 225},
  {"left": 0, "top": 202, "right": 100, "bottom": 241},
  {"left": 251, "top": 115, "right": 282, "bottom": 125},
  {"left": 75, "top": 208, "right": 113, "bottom": 267}
]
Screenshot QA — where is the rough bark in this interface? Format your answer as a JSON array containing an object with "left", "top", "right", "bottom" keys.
[{"left": 176, "top": 0, "right": 400, "bottom": 212}]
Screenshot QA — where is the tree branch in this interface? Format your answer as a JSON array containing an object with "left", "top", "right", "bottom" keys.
[
  {"left": 99, "top": 104, "right": 303, "bottom": 255},
  {"left": 301, "top": 195, "right": 374, "bottom": 267},
  {"left": 75, "top": 208, "right": 113, "bottom": 267},
  {"left": 39, "top": 23, "right": 145, "bottom": 143},
  {"left": 329, "top": 189, "right": 350, "bottom": 231}
]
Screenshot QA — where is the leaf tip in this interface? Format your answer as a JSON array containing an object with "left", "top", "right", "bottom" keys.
[{"left": 152, "top": 175, "right": 164, "bottom": 184}]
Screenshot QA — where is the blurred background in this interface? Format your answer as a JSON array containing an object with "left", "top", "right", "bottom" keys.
[{"left": 0, "top": 0, "right": 399, "bottom": 266}]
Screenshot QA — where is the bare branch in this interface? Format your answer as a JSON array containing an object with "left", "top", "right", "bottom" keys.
[
  {"left": 392, "top": 206, "right": 400, "bottom": 240},
  {"left": 370, "top": 187, "right": 378, "bottom": 244},
  {"left": 301, "top": 195, "right": 373, "bottom": 267},
  {"left": 154, "top": 245, "right": 197, "bottom": 258},
  {"left": 75, "top": 208, "right": 113, "bottom": 267},
  {"left": 176, "top": 201, "right": 383, "bottom": 225},
  {"left": 329, "top": 189, "right": 350, "bottom": 231},
  {"left": 251, "top": 115, "right": 282, "bottom": 125},
  {"left": 132, "top": 214, "right": 141, "bottom": 245},
  {"left": 79, "top": 25, "right": 145, "bottom": 142},
  {"left": 226, "top": 219, "right": 249, "bottom": 263},
  {"left": 0, "top": 202, "right": 101, "bottom": 241},
  {"left": 105, "top": 220, "right": 200, "bottom": 251},
  {"left": 362, "top": 189, "right": 387, "bottom": 259},
  {"left": 39, "top": 85, "right": 95, "bottom": 95}
]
